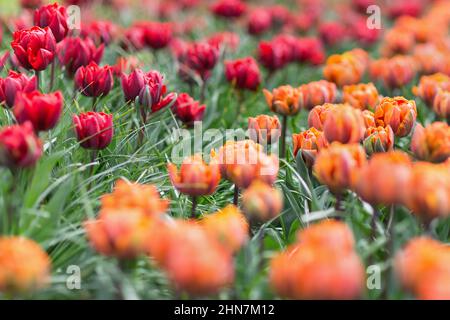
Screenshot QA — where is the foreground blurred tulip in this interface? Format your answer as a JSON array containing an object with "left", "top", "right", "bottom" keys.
[
  {"left": 57, "top": 37, "right": 104, "bottom": 76},
  {"left": 172, "top": 93, "right": 205, "bottom": 126},
  {"left": 11, "top": 26, "right": 56, "bottom": 71},
  {"left": 101, "top": 179, "right": 169, "bottom": 217},
  {"left": 323, "top": 105, "right": 365, "bottom": 144},
  {"left": 211, "top": 0, "right": 246, "bottom": 18},
  {"left": 343, "top": 83, "right": 379, "bottom": 110},
  {"left": 0, "top": 122, "right": 42, "bottom": 168},
  {"left": 0, "top": 237, "right": 50, "bottom": 294},
  {"left": 297, "top": 80, "right": 337, "bottom": 111},
  {"left": 411, "top": 122, "right": 450, "bottom": 163},
  {"left": 143, "top": 22, "right": 172, "bottom": 50},
  {"left": 225, "top": 57, "right": 261, "bottom": 91},
  {"left": 74, "top": 62, "right": 113, "bottom": 101},
  {"left": 14, "top": 90, "right": 63, "bottom": 132},
  {"left": 202, "top": 205, "right": 249, "bottom": 253},
  {"left": 374, "top": 97, "right": 417, "bottom": 137},
  {"left": 314, "top": 142, "right": 366, "bottom": 196},
  {"left": 0, "top": 71, "right": 37, "bottom": 108},
  {"left": 242, "top": 181, "right": 283, "bottom": 223},
  {"left": 248, "top": 114, "right": 281, "bottom": 145},
  {"left": 33, "top": 3, "right": 68, "bottom": 43},
  {"left": 292, "top": 127, "right": 328, "bottom": 167},
  {"left": 412, "top": 73, "right": 450, "bottom": 107},
  {"left": 73, "top": 112, "right": 113, "bottom": 150},
  {"left": 433, "top": 90, "right": 450, "bottom": 121},
  {"left": 363, "top": 125, "right": 395, "bottom": 155}
]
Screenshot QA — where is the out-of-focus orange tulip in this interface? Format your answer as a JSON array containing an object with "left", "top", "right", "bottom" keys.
[
  {"left": 0, "top": 237, "right": 50, "bottom": 293},
  {"left": 241, "top": 180, "right": 283, "bottom": 222},
  {"left": 292, "top": 127, "right": 328, "bottom": 167},
  {"left": 413, "top": 43, "right": 447, "bottom": 75},
  {"left": 248, "top": 114, "right": 281, "bottom": 145},
  {"left": 411, "top": 122, "right": 450, "bottom": 163},
  {"left": 412, "top": 73, "right": 450, "bottom": 107},
  {"left": 323, "top": 49, "right": 368, "bottom": 87},
  {"left": 313, "top": 142, "right": 367, "bottom": 195},
  {"left": 323, "top": 104, "right": 365, "bottom": 144},
  {"left": 343, "top": 82, "right": 379, "bottom": 110},
  {"left": 168, "top": 154, "right": 221, "bottom": 196},
  {"left": 416, "top": 271, "right": 450, "bottom": 300},
  {"left": 369, "top": 55, "right": 417, "bottom": 89},
  {"left": 307, "top": 103, "right": 339, "bottom": 130},
  {"left": 297, "top": 80, "right": 337, "bottom": 110},
  {"left": 374, "top": 96, "right": 417, "bottom": 137},
  {"left": 380, "top": 29, "right": 415, "bottom": 57},
  {"left": 201, "top": 205, "right": 248, "bottom": 253},
  {"left": 263, "top": 85, "right": 301, "bottom": 116},
  {"left": 433, "top": 90, "right": 450, "bottom": 121},
  {"left": 363, "top": 125, "right": 395, "bottom": 155}
]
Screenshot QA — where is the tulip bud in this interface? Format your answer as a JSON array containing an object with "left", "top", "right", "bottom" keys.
[
  {"left": 323, "top": 105, "right": 365, "bottom": 144},
  {"left": 307, "top": 103, "right": 338, "bottom": 130},
  {"left": 343, "top": 82, "right": 379, "bottom": 110},
  {"left": 172, "top": 93, "right": 205, "bottom": 126},
  {"left": 242, "top": 181, "right": 283, "bottom": 222},
  {"left": 433, "top": 90, "right": 450, "bottom": 121},
  {"left": 185, "top": 42, "right": 219, "bottom": 81},
  {"left": 411, "top": 122, "right": 450, "bottom": 163},
  {"left": 374, "top": 96, "right": 417, "bottom": 137},
  {"left": 263, "top": 85, "right": 300, "bottom": 116},
  {"left": 57, "top": 37, "right": 104, "bottom": 76},
  {"left": 74, "top": 62, "right": 113, "bottom": 98},
  {"left": 0, "top": 122, "right": 42, "bottom": 168},
  {"left": 73, "top": 112, "right": 114, "bottom": 150},
  {"left": 0, "top": 71, "right": 37, "bottom": 108},
  {"left": 33, "top": 3, "right": 68, "bottom": 42},
  {"left": 292, "top": 127, "right": 328, "bottom": 167},
  {"left": 14, "top": 90, "right": 63, "bottom": 132},
  {"left": 248, "top": 114, "right": 281, "bottom": 145},
  {"left": 297, "top": 80, "right": 337, "bottom": 110},
  {"left": 364, "top": 125, "right": 395, "bottom": 155},
  {"left": 225, "top": 57, "right": 261, "bottom": 91},
  {"left": 412, "top": 73, "right": 450, "bottom": 108}
]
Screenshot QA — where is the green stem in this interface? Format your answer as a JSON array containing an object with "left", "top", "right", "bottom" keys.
[
  {"left": 280, "top": 115, "right": 287, "bottom": 159},
  {"left": 191, "top": 196, "right": 198, "bottom": 219},
  {"left": 49, "top": 60, "right": 56, "bottom": 91},
  {"left": 233, "top": 185, "right": 239, "bottom": 206}
]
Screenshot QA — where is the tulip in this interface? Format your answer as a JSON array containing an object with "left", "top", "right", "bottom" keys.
[
  {"left": 80, "top": 20, "right": 118, "bottom": 46},
  {"left": 294, "top": 37, "right": 325, "bottom": 65},
  {"left": 120, "top": 69, "right": 146, "bottom": 103},
  {"left": 0, "top": 71, "right": 37, "bottom": 108},
  {"left": 292, "top": 127, "right": 329, "bottom": 167},
  {"left": 297, "top": 80, "right": 337, "bottom": 111},
  {"left": 307, "top": 103, "right": 339, "bottom": 130},
  {"left": 343, "top": 83, "right": 380, "bottom": 110},
  {"left": 33, "top": 3, "right": 68, "bottom": 43},
  {"left": 369, "top": 56, "right": 417, "bottom": 90},
  {"left": 137, "top": 70, "right": 177, "bottom": 113},
  {"left": 207, "top": 32, "right": 240, "bottom": 53},
  {"left": 350, "top": 17, "right": 381, "bottom": 45},
  {"left": 13, "top": 90, "right": 63, "bottom": 132},
  {"left": 185, "top": 42, "right": 219, "bottom": 82},
  {"left": 433, "top": 90, "right": 450, "bottom": 121},
  {"left": 224, "top": 57, "right": 261, "bottom": 91},
  {"left": 323, "top": 50, "right": 367, "bottom": 87},
  {"left": 0, "top": 122, "right": 42, "bottom": 169},
  {"left": 318, "top": 21, "right": 347, "bottom": 47},
  {"left": 374, "top": 96, "right": 417, "bottom": 137},
  {"left": 412, "top": 70, "right": 449, "bottom": 107},
  {"left": 362, "top": 109, "right": 376, "bottom": 128},
  {"left": 211, "top": 0, "right": 246, "bottom": 18},
  {"left": 380, "top": 29, "right": 415, "bottom": 57},
  {"left": 11, "top": 26, "right": 56, "bottom": 71},
  {"left": 411, "top": 122, "right": 450, "bottom": 163},
  {"left": 73, "top": 112, "right": 113, "bottom": 150},
  {"left": 112, "top": 56, "right": 140, "bottom": 77},
  {"left": 248, "top": 114, "right": 281, "bottom": 145},
  {"left": 0, "top": 237, "right": 50, "bottom": 293},
  {"left": 257, "top": 40, "right": 290, "bottom": 72},
  {"left": 364, "top": 125, "right": 395, "bottom": 155},
  {"left": 242, "top": 181, "right": 283, "bottom": 223},
  {"left": 74, "top": 62, "right": 113, "bottom": 101},
  {"left": 57, "top": 37, "right": 104, "bottom": 76},
  {"left": 172, "top": 93, "right": 205, "bottom": 126},
  {"left": 247, "top": 8, "right": 272, "bottom": 35},
  {"left": 143, "top": 22, "right": 172, "bottom": 50},
  {"left": 323, "top": 105, "right": 366, "bottom": 144},
  {"left": 121, "top": 24, "right": 146, "bottom": 51},
  {"left": 413, "top": 43, "right": 447, "bottom": 75}
]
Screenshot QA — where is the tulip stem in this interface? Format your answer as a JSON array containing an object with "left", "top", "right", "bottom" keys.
[
  {"left": 191, "top": 196, "right": 198, "bottom": 218},
  {"left": 87, "top": 150, "right": 98, "bottom": 191},
  {"left": 370, "top": 207, "right": 380, "bottom": 241},
  {"left": 200, "top": 80, "right": 207, "bottom": 103},
  {"left": 280, "top": 115, "right": 287, "bottom": 159},
  {"left": 92, "top": 97, "right": 98, "bottom": 111},
  {"left": 49, "top": 60, "right": 56, "bottom": 91},
  {"left": 5, "top": 169, "right": 18, "bottom": 234},
  {"left": 35, "top": 71, "right": 40, "bottom": 91},
  {"left": 233, "top": 185, "right": 239, "bottom": 206}
]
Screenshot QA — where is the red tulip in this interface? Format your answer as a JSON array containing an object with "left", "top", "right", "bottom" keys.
[
  {"left": 14, "top": 90, "right": 63, "bottom": 132},
  {"left": 11, "top": 26, "right": 56, "bottom": 71},
  {"left": 34, "top": 3, "right": 69, "bottom": 43},
  {"left": 0, "top": 121, "right": 42, "bottom": 168},
  {"left": 207, "top": 32, "right": 239, "bottom": 52},
  {"left": 73, "top": 112, "right": 113, "bottom": 150},
  {"left": 143, "top": 22, "right": 172, "bottom": 50},
  {"left": 185, "top": 42, "right": 219, "bottom": 81},
  {"left": 121, "top": 24, "right": 146, "bottom": 51},
  {"left": 81, "top": 20, "right": 118, "bottom": 46},
  {"left": 318, "top": 22, "right": 347, "bottom": 47},
  {"left": 0, "top": 71, "right": 37, "bottom": 108},
  {"left": 211, "top": 0, "right": 246, "bottom": 19},
  {"left": 257, "top": 40, "right": 290, "bottom": 71},
  {"left": 294, "top": 37, "right": 325, "bottom": 66},
  {"left": 57, "top": 37, "right": 104, "bottom": 76},
  {"left": 74, "top": 62, "right": 113, "bottom": 98},
  {"left": 172, "top": 93, "right": 205, "bottom": 126},
  {"left": 225, "top": 57, "right": 261, "bottom": 91},
  {"left": 112, "top": 56, "right": 140, "bottom": 77},
  {"left": 247, "top": 8, "right": 272, "bottom": 35}
]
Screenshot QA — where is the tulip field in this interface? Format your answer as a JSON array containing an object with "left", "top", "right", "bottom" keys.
[{"left": 0, "top": 0, "right": 449, "bottom": 302}]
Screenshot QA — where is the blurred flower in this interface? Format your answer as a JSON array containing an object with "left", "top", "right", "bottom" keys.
[
  {"left": 248, "top": 114, "right": 281, "bottom": 145},
  {"left": 433, "top": 90, "right": 450, "bottom": 121},
  {"left": 369, "top": 56, "right": 417, "bottom": 89},
  {"left": 225, "top": 57, "right": 261, "bottom": 91},
  {"left": 57, "top": 37, "right": 104, "bottom": 76},
  {"left": 257, "top": 39, "right": 290, "bottom": 71},
  {"left": 292, "top": 127, "right": 328, "bottom": 167},
  {"left": 20, "top": 0, "right": 42, "bottom": 9},
  {"left": 294, "top": 37, "right": 325, "bottom": 66},
  {"left": 202, "top": 205, "right": 249, "bottom": 253},
  {"left": 34, "top": 3, "right": 68, "bottom": 43},
  {"left": 413, "top": 44, "right": 447, "bottom": 75},
  {"left": 323, "top": 104, "right": 365, "bottom": 144},
  {"left": 380, "top": 29, "right": 415, "bottom": 57},
  {"left": 263, "top": 85, "right": 300, "bottom": 116},
  {"left": 13, "top": 90, "right": 63, "bottom": 132},
  {"left": 121, "top": 24, "right": 146, "bottom": 51},
  {"left": 73, "top": 112, "right": 113, "bottom": 150},
  {"left": 323, "top": 50, "right": 367, "bottom": 87},
  {"left": 75, "top": 62, "right": 113, "bottom": 98},
  {"left": 247, "top": 8, "right": 272, "bottom": 35},
  {"left": 81, "top": 20, "right": 119, "bottom": 46},
  {"left": 411, "top": 122, "right": 450, "bottom": 163},
  {"left": 343, "top": 83, "right": 379, "bottom": 110},
  {"left": 413, "top": 73, "right": 450, "bottom": 107},
  {"left": 387, "top": 0, "right": 424, "bottom": 19},
  {"left": 143, "top": 22, "right": 173, "bottom": 50},
  {"left": 168, "top": 154, "right": 221, "bottom": 196},
  {"left": 307, "top": 103, "right": 339, "bottom": 130},
  {"left": 374, "top": 96, "right": 417, "bottom": 137},
  {"left": 0, "top": 122, "right": 42, "bottom": 168},
  {"left": 318, "top": 21, "right": 347, "bottom": 47},
  {"left": 349, "top": 17, "right": 380, "bottom": 46},
  {"left": 0, "top": 237, "right": 50, "bottom": 293},
  {"left": 211, "top": 0, "right": 246, "bottom": 18},
  {"left": 363, "top": 125, "right": 395, "bottom": 155},
  {"left": 185, "top": 42, "right": 219, "bottom": 81},
  {"left": 297, "top": 80, "right": 337, "bottom": 110},
  {"left": 0, "top": 71, "right": 37, "bottom": 108},
  {"left": 207, "top": 32, "right": 239, "bottom": 52},
  {"left": 314, "top": 142, "right": 367, "bottom": 195},
  {"left": 0, "top": 51, "right": 9, "bottom": 72},
  {"left": 242, "top": 180, "right": 283, "bottom": 222},
  {"left": 172, "top": 93, "right": 205, "bottom": 126},
  {"left": 11, "top": 26, "right": 56, "bottom": 71},
  {"left": 112, "top": 56, "right": 141, "bottom": 77}
]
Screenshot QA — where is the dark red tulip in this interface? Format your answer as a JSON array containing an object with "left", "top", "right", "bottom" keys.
[
  {"left": 247, "top": 8, "right": 272, "bottom": 36},
  {"left": 185, "top": 42, "right": 219, "bottom": 81},
  {"left": 138, "top": 80, "right": 177, "bottom": 113},
  {"left": 0, "top": 121, "right": 42, "bottom": 168},
  {"left": 172, "top": 93, "right": 206, "bottom": 126},
  {"left": 225, "top": 57, "right": 261, "bottom": 91},
  {"left": 121, "top": 24, "right": 146, "bottom": 51},
  {"left": 13, "top": 90, "right": 63, "bottom": 132},
  {"left": 11, "top": 26, "right": 56, "bottom": 71},
  {"left": 121, "top": 69, "right": 146, "bottom": 102},
  {"left": 143, "top": 22, "right": 173, "bottom": 50},
  {"left": 267, "top": 5, "right": 292, "bottom": 27},
  {"left": 81, "top": 20, "right": 119, "bottom": 46},
  {"left": 74, "top": 62, "right": 113, "bottom": 98},
  {"left": 73, "top": 112, "right": 113, "bottom": 150},
  {"left": 211, "top": 0, "right": 246, "bottom": 18},
  {"left": 34, "top": 3, "right": 69, "bottom": 42},
  {"left": 295, "top": 37, "right": 325, "bottom": 65},
  {"left": 257, "top": 40, "right": 290, "bottom": 71},
  {"left": 350, "top": 18, "right": 380, "bottom": 46},
  {"left": 0, "top": 71, "right": 37, "bottom": 108},
  {"left": 318, "top": 22, "right": 347, "bottom": 47},
  {"left": 57, "top": 37, "right": 104, "bottom": 76}
]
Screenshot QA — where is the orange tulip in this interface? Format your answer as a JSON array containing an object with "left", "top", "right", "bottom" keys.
[
  {"left": 433, "top": 89, "right": 450, "bottom": 121},
  {"left": 380, "top": 29, "right": 415, "bottom": 57},
  {"left": 412, "top": 73, "right": 450, "bottom": 107},
  {"left": 297, "top": 80, "right": 337, "bottom": 110},
  {"left": 292, "top": 127, "right": 328, "bottom": 167},
  {"left": 374, "top": 96, "right": 417, "bottom": 137},
  {"left": 307, "top": 103, "right": 339, "bottom": 130},
  {"left": 413, "top": 43, "right": 447, "bottom": 75},
  {"left": 263, "top": 85, "right": 300, "bottom": 116},
  {"left": 363, "top": 125, "right": 395, "bottom": 155},
  {"left": 411, "top": 122, "right": 450, "bottom": 163},
  {"left": 369, "top": 55, "right": 417, "bottom": 89},
  {"left": 248, "top": 114, "right": 281, "bottom": 145},
  {"left": 241, "top": 180, "right": 284, "bottom": 222},
  {"left": 323, "top": 104, "right": 365, "bottom": 144},
  {"left": 362, "top": 109, "right": 376, "bottom": 128},
  {"left": 323, "top": 49, "right": 368, "bottom": 87},
  {"left": 343, "top": 82, "right": 379, "bottom": 110}
]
